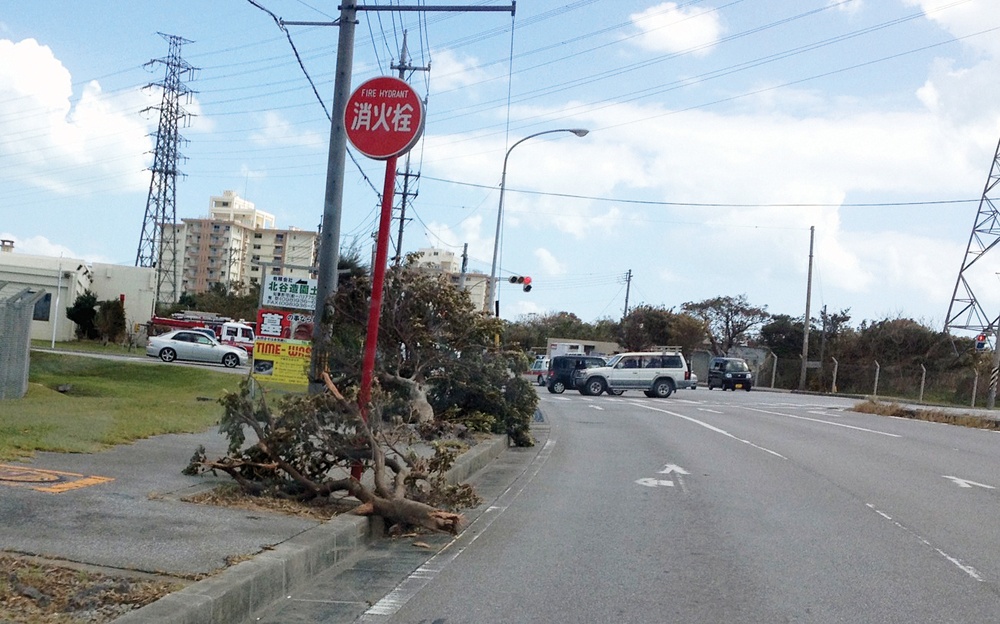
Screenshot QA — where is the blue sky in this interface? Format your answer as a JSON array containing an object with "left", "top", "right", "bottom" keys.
[{"left": 3, "top": 0, "right": 1000, "bottom": 331}]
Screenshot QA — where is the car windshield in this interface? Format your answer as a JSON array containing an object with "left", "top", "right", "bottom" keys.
[
  {"left": 728, "top": 360, "right": 750, "bottom": 372},
  {"left": 605, "top": 355, "right": 621, "bottom": 367}
]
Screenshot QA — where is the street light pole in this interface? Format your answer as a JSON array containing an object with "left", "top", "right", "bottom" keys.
[{"left": 485, "top": 128, "right": 589, "bottom": 314}]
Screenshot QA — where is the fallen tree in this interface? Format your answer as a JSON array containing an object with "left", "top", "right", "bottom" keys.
[
  {"left": 185, "top": 373, "right": 477, "bottom": 534},
  {"left": 186, "top": 253, "right": 537, "bottom": 532}
]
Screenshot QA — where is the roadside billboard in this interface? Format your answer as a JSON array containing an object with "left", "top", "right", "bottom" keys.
[
  {"left": 261, "top": 275, "right": 317, "bottom": 311},
  {"left": 252, "top": 308, "right": 315, "bottom": 387},
  {"left": 252, "top": 339, "right": 311, "bottom": 386},
  {"left": 256, "top": 308, "right": 314, "bottom": 341}
]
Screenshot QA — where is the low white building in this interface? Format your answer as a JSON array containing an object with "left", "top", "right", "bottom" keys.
[
  {"left": 0, "top": 242, "right": 156, "bottom": 342},
  {"left": 413, "top": 247, "right": 489, "bottom": 311}
]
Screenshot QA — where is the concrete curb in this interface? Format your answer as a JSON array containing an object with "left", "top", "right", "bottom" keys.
[{"left": 112, "top": 434, "right": 509, "bottom": 624}]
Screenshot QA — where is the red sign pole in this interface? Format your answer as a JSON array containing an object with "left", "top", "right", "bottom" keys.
[
  {"left": 358, "top": 155, "right": 398, "bottom": 418},
  {"left": 343, "top": 75, "right": 423, "bottom": 480},
  {"left": 353, "top": 155, "right": 397, "bottom": 479}
]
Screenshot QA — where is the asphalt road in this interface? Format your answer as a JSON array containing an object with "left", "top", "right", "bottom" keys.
[{"left": 355, "top": 387, "right": 1000, "bottom": 623}]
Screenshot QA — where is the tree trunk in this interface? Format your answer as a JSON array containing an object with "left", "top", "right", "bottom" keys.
[
  {"left": 353, "top": 498, "right": 464, "bottom": 535},
  {"left": 384, "top": 374, "right": 435, "bottom": 424}
]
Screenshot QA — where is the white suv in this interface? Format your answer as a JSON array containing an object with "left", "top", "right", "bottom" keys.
[{"left": 576, "top": 349, "right": 689, "bottom": 398}]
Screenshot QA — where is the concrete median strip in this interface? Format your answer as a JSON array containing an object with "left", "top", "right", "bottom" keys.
[{"left": 113, "top": 434, "right": 510, "bottom": 624}]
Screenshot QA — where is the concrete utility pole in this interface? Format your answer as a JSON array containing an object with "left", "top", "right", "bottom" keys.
[
  {"left": 798, "top": 225, "right": 815, "bottom": 391},
  {"left": 391, "top": 31, "right": 428, "bottom": 266},
  {"left": 622, "top": 269, "right": 632, "bottom": 321}
]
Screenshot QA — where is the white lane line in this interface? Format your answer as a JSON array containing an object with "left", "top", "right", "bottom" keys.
[
  {"left": 865, "top": 503, "right": 985, "bottom": 582},
  {"left": 698, "top": 408, "right": 723, "bottom": 414},
  {"left": 358, "top": 438, "right": 557, "bottom": 620},
  {"left": 943, "top": 476, "right": 995, "bottom": 489},
  {"left": 630, "top": 402, "right": 786, "bottom": 459},
  {"left": 747, "top": 407, "right": 901, "bottom": 438},
  {"left": 808, "top": 410, "right": 842, "bottom": 417}
]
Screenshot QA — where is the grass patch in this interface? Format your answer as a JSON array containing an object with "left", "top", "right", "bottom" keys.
[
  {"left": 0, "top": 352, "right": 248, "bottom": 461},
  {"left": 853, "top": 399, "right": 1000, "bottom": 430},
  {"left": 31, "top": 338, "right": 147, "bottom": 359}
]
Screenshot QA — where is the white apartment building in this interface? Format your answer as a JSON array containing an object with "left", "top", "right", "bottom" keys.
[
  {"left": 414, "top": 247, "right": 489, "bottom": 311},
  {"left": 164, "top": 191, "right": 317, "bottom": 297}
]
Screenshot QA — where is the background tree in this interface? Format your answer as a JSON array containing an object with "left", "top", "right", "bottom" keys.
[
  {"left": 682, "top": 294, "right": 769, "bottom": 355},
  {"left": 163, "top": 281, "right": 261, "bottom": 321},
  {"left": 618, "top": 304, "right": 671, "bottom": 351},
  {"left": 669, "top": 312, "right": 708, "bottom": 356},
  {"left": 94, "top": 299, "right": 126, "bottom": 345},
  {"left": 759, "top": 314, "right": 803, "bottom": 359},
  {"left": 65, "top": 291, "right": 98, "bottom": 339}
]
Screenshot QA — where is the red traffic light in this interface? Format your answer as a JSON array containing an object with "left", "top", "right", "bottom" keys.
[{"left": 507, "top": 275, "right": 532, "bottom": 292}]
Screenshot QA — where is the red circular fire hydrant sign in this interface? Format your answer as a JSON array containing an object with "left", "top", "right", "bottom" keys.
[{"left": 345, "top": 76, "right": 425, "bottom": 160}]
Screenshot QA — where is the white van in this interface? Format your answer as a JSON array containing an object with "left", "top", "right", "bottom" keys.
[{"left": 523, "top": 356, "right": 550, "bottom": 386}]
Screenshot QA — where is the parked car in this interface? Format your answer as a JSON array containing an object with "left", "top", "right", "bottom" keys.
[
  {"left": 546, "top": 354, "right": 606, "bottom": 394},
  {"left": 146, "top": 330, "right": 248, "bottom": 368},
  {"left": 523, "top": 357, "right": 550, "bottom": 386},
  {"left": 576, "top": 349, "right": 689, "bottom": 398},
  {"left": 707, "top": 357, "right": 753, "bottom": 391}
]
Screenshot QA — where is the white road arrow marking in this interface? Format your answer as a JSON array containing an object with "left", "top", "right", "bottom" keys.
[
  {"left": 943, "top": 476, "right": 995, "bottom": 489},
  {"left": 658, "top": 464, "right": 690, "bottom": 475},
  {"left": 635, "top": 477, "right": 674, "bottom": 487}
]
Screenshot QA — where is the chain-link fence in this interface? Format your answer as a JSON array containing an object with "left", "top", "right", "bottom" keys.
[{"left": 0, "top": 286, "right": 47, "bottom": 399}]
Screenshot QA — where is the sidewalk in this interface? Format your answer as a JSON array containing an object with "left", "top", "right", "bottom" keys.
[{"left": 0, "top": 420, "right": 522, "bottom": 623}]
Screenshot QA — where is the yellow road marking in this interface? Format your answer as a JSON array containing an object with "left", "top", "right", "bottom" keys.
[{"left": 0, "top": 464, "right": 114, "bottom": 493}]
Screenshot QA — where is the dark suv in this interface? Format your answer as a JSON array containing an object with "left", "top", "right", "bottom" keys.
[
  {"left": 546, "top": 355, "right": 607, "bottom": 394},
  {"left": 707, "top": 357, "right": 753, "bottom": 391}
]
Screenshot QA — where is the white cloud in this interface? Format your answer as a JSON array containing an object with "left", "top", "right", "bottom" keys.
[
  {"left": 428, "top": 48, "right": 489, "bottom": 92},
  {"left": 0, "top": 38, "right": 154, "bottom": 196},
  {"left": 629, "top": 2, "right": 724, "bottom": 56},
  {"left": 533, "top": 247, "right": 566, "bottom": 275},
  {"left": 250, "top": 111, "right": 324, "bottom": 148},
  {"left": 828, "top": 0, "right": 864, "bottom": 14},
  {"left": 0, "top": 234, "right": 79, "bottom": 260}
]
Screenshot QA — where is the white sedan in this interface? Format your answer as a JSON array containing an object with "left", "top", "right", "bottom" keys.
[{"left": 146, "top": 329, "right": 248, "bottom": 368}]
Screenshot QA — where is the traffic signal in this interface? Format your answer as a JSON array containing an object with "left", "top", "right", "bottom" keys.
[{"left": 508, "top": 275, "right": 533, "bottom": 292}]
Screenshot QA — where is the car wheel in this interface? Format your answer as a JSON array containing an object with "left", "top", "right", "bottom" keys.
[
  {"left": 745, "top": 385, "right": 752, "bottom": 392},
  {"left": 537, "top": 375, "right": 545, "bottom": 386},
  {"left": 643, "top": 390, "right": 655, "bottom": 397},
  {"left": 550, "top": 381, "right": 565, "bottom": 394},
  {"left": 583, "top": 379, "right": 605, "bottom": 396},
  {"left": 222, "top": 353, "right": 240, "bottom": 368},
  {"left": 159, "top": 348, "right": 177, "bottom": 363},
  {"left": 653, "top": 379, "right": 675, "bottom": 398},
  {"left": 606, "top": 388, "right": 625, "bottom": 396}
]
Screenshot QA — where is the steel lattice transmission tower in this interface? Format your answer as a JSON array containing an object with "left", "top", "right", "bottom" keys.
[
  {"left": 136, "top": 33, "right": 196, "bottom": 307},
  {"left": 945, "top": 135, "right": 1000, "bottom": 340}
]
